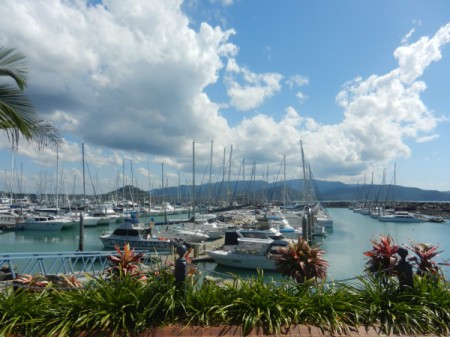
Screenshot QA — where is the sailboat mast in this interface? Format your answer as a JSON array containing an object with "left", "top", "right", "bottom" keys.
[
  {"left": 162, "top": 162, "right": 166, "bottom": 223},
  {"left": 222, "top": 147, "right": 226, "bottom": 205},
  {"left": 79, "top": 143, "right": 85, "bottom": 251},
  {"left": 228, "top": 144, "right": 232, "bottom": 206},
  {"left": 130, "top": 160, "right": 134, "bottom": 208},
  {"left": 56, "top": 146, "right": 59, "bottom": 211},
  {"left": 283, "top": 154, "right": 286, "bottom": 207},
  {"left": 208, "top": 140, "right": 213, "bottom": 209},
  {"left": 10, "top": 151, "right": 14, "bottom": 203},
  {"left": 393, "top": 162, "right": 397, "bottom": 207},
  {"left": 242, "top": 158, "right": 245, "bottom": 204},
  {"left": 122, "top": 160, "right": 125, "bottom": 209},
  {"left": 147, "top": 163, "right": 151, "bottom": 215},
  {"left": 300, "top": 140, "right": 307, "bottom": 205},
  {"left": 192, "top": 141, "right": 196, "bottom": 220}
]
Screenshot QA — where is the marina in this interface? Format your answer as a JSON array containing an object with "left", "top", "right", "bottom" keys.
[{"left": 1, "top": 207, "right": 449, "bottom": 281}]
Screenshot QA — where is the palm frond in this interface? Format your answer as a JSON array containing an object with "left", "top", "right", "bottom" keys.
[
  {"left": 0, "top": 46, "right": 28, "bottom": 90},
  {"left": 0, "top": 46, "right": 63, "bottom": 149}
]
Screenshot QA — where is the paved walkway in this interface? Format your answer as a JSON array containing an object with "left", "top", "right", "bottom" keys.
[{"left": 79, "top": 325, "right": 435, "bottom": 337}]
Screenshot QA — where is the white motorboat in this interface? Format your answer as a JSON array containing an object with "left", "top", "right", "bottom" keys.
[
  {"left": 153, "top": 223, "right": 210, "bottom": 243},
  {"left": 89, "top": 208, "right": 122, "bottom": 225},
  {"left": 222, "top": 227, "right": 295, "bottom": 251},
  {"left": 0, "top": 212, "right": 22, "bottom": 229},
  {"left": 82, "top": 214, "right": 101, "bottom": 227},
  {"left": 378, "top": 211, "right": 426, "bottom": 223},
  {"left": 15, "top": 215, "right": 76, "bottom": 231},
  {"left": 271, "top": 220, "right": 303, "bottom": 239},
  {"left": 208, "top": 237, "right": 288, "bottom": 270},
  {"left": 99, "top": 213, "right": 172, "bottom": 251},
  {"left": 178, "top": 216, "right": 229, "bottom": 240},
  {"left": 316, "top": 213, "right": 333, "bottom": 229},
  {"left": 64, "top": 211, "right": 98, "bottom": 227}
]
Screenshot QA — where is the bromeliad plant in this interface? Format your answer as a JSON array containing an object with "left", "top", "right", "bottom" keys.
[
  {"left": 106, "top": 243, "right": 147, "bottom": 281},
  {"left": 408, "top": 241, "right": 449, "bottom": 278},
  {"left": 275, "top": 236, "right": 328, "bottom": 284},
  {"left": 363, "top": 234, "right": 398, "bottom": 277},
  {"left": 13, "top": 273, "right": 82, "bottom": 292}
]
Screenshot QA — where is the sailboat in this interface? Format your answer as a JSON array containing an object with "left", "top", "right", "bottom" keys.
[
  {"left": 152, "top": 143, "right": 211, "bottom": 243},
  {"left": 299, "top": 141, "right": 332, "bottom": 232}
]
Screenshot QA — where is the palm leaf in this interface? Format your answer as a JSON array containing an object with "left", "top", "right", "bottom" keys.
[
  {"left": 0, "top": 46, "right": 62, "bottom": 149},
  {"left": 0, "top": 46, "right": 28, "bottom": 89}
]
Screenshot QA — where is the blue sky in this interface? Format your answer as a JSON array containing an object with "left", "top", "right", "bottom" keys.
[{"left": 1, "top": 0, "right": 450, "bottom": 196}]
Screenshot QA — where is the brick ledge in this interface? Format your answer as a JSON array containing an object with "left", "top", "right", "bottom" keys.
[{"left": 77, "top": 325, "right": 434, "bottom": 337}]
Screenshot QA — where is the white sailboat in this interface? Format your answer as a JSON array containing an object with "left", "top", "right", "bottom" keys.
[{"left": 300, "top": 141, "right": 331, "bottom": 236}]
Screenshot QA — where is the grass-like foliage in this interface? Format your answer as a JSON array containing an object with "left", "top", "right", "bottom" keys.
[
  {"left": 345, "top": 275, "right": 450, "bottom": 336},
  {"left": 0, "top": 286, "right": 52, "bottom": 337},
  {"left": 1, "top": 240, "right": 449, "bottom": 337},
  {"left": 221, "top": 272, "right": 296, "bottom": 335}
]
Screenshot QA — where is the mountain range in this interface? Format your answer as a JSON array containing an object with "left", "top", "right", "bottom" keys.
[{"left": 148, "top": 179, "right": 450, "bottom": 203}]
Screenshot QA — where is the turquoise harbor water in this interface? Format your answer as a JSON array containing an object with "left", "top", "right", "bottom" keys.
[
  {"left": 322, "top": 208, "right": 450, "bottom": 281},
  {"left": 1, "top": 208, "right": 449, "bottom": 281}
]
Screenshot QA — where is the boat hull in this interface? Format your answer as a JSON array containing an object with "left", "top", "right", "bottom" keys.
[
  {"left": 99, "top": 235, "right": 172, "bottom": 252},
  {"left": 15, "top": 222, "right": 66, "bottom": 231},
  {"left": 378, "top": 214, "right": 425, "bottom": 223},
  {"left": 207, "top": 250, "right": 277, "bottom": 270}
]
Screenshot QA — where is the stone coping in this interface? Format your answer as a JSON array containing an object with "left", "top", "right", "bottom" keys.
[{"left": 75, "top": 325, "right": 436, "bottom": 337}]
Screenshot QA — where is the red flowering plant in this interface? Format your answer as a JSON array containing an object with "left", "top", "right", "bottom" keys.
[
  {"left": 183, "top": 247, "right": 198, "bottom": 277},
  {"left": 408, "top": 241, "right": 449, "bottom": 279},
  {"left": 105, "top": 243, "right": 147, "bottom": 281},
  {"left": 275, "top": 236, "right": 328, "bottom": 284},
  {"left": 13, "top": 273, "right": 82, "bottom": 292},
  {"left": 363, "top": 234, "right": 399, "bottom": 277}
]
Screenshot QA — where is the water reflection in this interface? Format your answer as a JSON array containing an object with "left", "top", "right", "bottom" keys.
[{"left": 14, "top": 231, "right": 66, "bottom": 243}]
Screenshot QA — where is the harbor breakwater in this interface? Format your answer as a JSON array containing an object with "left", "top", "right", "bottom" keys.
[{"left": 323, "top": 201, "right": 450, "bottom": 219}]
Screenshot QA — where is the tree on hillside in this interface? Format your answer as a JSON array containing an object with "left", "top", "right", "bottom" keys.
[{"left": 0, "top": 46, "right": 62, "bottom": 149}]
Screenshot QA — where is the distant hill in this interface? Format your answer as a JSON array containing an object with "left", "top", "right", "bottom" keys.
[
  {"left": 149, "top": 179, "right": 450, "bottom": 203},
  {"left": 9, "top": 180, "right": 449, "bottom": 207}
]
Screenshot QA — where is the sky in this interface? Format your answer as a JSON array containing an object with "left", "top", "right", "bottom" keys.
[{"left": 1, "top": 0, "right": 450, "bottom": 197}]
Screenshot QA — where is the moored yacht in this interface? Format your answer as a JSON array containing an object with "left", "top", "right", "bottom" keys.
[
  {"left": 207, "top": 236, "right": 288, "bottom": 270},
  {"left": 99, "top": 213, "right": 172, "bottom": 251},
  {"left": 15, "top": 215, "right": 76, "bottom": 231},
  {"left": 0, "top": 211, "right": 22, "bottom": 229},
  {"left": 378, "top": 211, "right": 426, "bottom": 223},
  {"left": 153, "top": 223, "right": 210, "bottom": 243},
  {"left": 221, "top": 227, "right": 295, "bottom": 251}
]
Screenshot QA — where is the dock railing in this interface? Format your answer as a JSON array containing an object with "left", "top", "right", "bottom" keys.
[{"left": 0, "top": 250, "right": 168, "bottom": 280}]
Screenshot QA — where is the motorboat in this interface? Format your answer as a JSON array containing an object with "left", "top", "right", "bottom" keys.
[
  {"left": 0, "top": 211, "right": 22, "bottom": 229},
  {"left": 175, "top": 216, "right": 230, "bottom": 240},
  {"left": 378, "top": 211, "right": 426, "bottom": 223},
  {"left": 270, "top": 220, "right": 303, "bottom": 239},
  {"left": 15, "top": 215, "right": 76, "bottom": 231},
  {"left": 221, "top": 227, "right": 295, "bottom": 251},
  {"left": 153, "top": 223, "right": 210, "bottom": 243},
  {"left": 99, "top": 213, "right": 172, "bottom": 252},
  {"left": 89, "top": 205, "right": 123, "bottom": 225},
  {"left": 315, "top": 213, "right": 333, "bottom": 229},
  {"left": 82, "top": 214, "right": 101, "bottom": 227},
  {"left": 64, "top": 211, "right": 98, "bottom": 227},
  {"left": 207, "top": 237, "right": 288, "bottom": 270}
]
